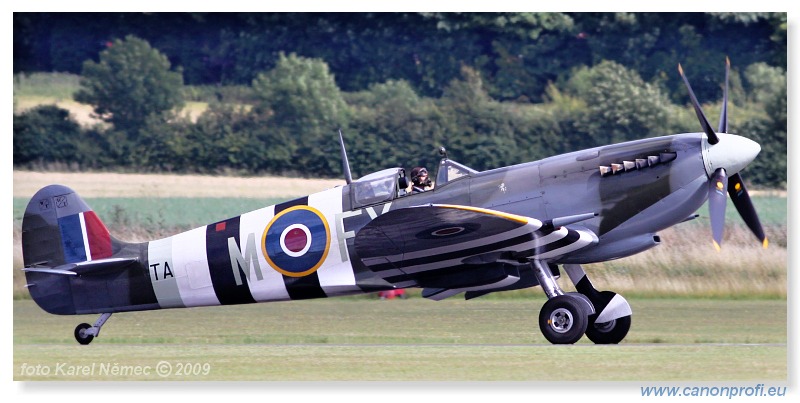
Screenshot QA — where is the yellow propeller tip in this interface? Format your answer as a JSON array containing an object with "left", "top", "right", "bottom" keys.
[
  {"left": 763, "top": 238, "right": 769, "bottom": 249},
  {"left": 713, "top": 241, "right": 721, "bottom": 252}
]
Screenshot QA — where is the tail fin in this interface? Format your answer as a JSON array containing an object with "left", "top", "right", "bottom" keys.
[
  {"left": 22, "top": 185, "right": 117, "bottom": 268},
  {"left": 22, "top": 185, "right": 146, "bottom": 315}
]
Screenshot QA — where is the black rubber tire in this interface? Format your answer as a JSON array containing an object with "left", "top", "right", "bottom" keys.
[
  {"left": 586, "top": 315, "right": 631, "bottom": 344},
  {"left": 74, "top": 323, "right": 94, "bottom": 345},
  {"left": 538, "top": 294, "right": 589, "bottom": 344}
]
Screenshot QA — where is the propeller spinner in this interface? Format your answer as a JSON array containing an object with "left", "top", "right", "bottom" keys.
[{"left": 678, "top": 58, "right": 768, "bottom": 250}]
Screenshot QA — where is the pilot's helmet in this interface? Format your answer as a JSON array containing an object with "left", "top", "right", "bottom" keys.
[{"left": 410, "top": 166, "right": 428, "bottom": 185}]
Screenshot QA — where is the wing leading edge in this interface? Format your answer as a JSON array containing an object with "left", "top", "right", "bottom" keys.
[{"left": 353, "top": 204, "right": 597, "bottom": 299}]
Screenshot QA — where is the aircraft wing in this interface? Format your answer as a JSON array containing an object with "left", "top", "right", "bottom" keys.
[{"left": 353, "top": 204, "right": 597, "bottom": 296}]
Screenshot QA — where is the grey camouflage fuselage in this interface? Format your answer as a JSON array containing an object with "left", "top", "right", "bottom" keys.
[{"left": 23, "top": 133, "right": 709, "bottom": 315}]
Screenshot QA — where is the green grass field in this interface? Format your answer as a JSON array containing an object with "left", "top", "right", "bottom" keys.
[{"left": 13, "top": 298, "right": 787, "bottom": 381}]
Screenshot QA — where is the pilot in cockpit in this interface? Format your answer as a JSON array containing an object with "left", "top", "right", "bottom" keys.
[{"left": 410, "top": 166, "right": 433, "bottom": 193}]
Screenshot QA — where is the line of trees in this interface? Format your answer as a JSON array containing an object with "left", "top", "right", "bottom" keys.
[
  {"left": 13, "top": 13, "right": 787, "bottom": 187},
  {"left": 14, "top": 13, "right": 786, "bottom": 102}
]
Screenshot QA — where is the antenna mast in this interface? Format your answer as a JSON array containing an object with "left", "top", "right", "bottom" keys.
[{"left": 339, "top": 129, "right": 353, "bottom": 184}]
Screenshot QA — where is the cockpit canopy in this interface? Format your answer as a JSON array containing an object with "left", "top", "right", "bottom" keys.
[
  {"left": 349, "top": 158, "right": 478, "bottom": 209},
  {"left": 435, "top": 158, "right": 477, "bottom": 187},
  {"left": 352, "top": 168, "right": 404, "bottom": 208}
]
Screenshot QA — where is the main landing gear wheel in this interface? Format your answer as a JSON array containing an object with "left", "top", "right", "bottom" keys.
[
  {"left": 538, "top": 294, "right": 589, "bottom": 344},
  {"left": 74, "top": 323, "right": 94, "bottom": 345}
]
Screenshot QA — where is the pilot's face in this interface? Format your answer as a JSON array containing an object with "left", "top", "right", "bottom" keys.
[{"left": 416, "top": 169, "right": 428, "bottom": 184}]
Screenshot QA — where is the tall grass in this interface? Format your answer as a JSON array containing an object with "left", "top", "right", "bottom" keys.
[{"left": 586, "top": 225, "right": 786, "bottom": 299}]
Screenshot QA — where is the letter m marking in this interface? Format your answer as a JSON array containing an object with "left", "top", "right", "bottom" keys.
[{"left": 228, "top": 233, "right": 263, "bottom": 286}]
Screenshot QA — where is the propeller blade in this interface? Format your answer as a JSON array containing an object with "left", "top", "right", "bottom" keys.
[
  {"left": 678, "top": 63, "right": 720, "bottom": 145},
  {"left": 708, "top": 168, "right": 728, "bottom": 251},
  {"left": 718, "top": 57, "right": 730, "bottom": 134},
  {"left": 728, "top": 173, "right": 769, "bottom": 248}
]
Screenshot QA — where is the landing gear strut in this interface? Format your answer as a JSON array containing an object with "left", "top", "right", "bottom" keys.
[
  {"left": 531, "top": 260, "right": 593, "bottom": 344},
  {"left": 74, "top": 313, "right": 112, "bottom": 345}
]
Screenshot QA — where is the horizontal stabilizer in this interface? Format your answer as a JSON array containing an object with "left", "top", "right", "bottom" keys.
[
  {"left": 23, "top": 267, "right": 78, "bottom": 276},
  {"left": 24, "top": 257, "right": 139, "bottom": 277}
]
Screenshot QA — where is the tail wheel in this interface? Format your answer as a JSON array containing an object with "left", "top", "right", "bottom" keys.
[
  {"left": 586, "top": 315, "right": 631, "bottom": 344},
  {"left": 538, "top": 294, "right": 589, "bottom": 344},
  {"left": 74, "top": 323, "right": 94, "bottom": 345}
]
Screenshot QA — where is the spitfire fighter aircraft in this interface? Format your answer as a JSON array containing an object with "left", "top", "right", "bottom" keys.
[{"left": 22, "top": 60, "right": 767, "bottom": 345}]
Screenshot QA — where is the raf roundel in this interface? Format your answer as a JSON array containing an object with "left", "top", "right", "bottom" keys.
[
  {"left": 431, "top": 226, "right": 466, "bottom": 237},
  {"left": 262, "top": 206, "right": 331, "bottom": 277}
]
